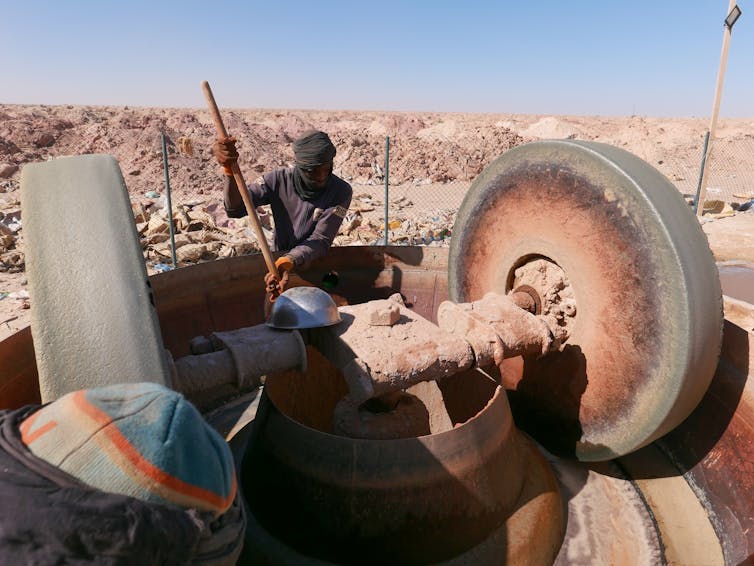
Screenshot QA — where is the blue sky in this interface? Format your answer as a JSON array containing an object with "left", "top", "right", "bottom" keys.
[{"left": 2, "top": 1, "right": 751, "bottom": 117}]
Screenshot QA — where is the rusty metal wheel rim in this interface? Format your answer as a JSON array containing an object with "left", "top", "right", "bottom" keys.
[{"left": 449, "top": 140, "right": 723, "bottom": 461}]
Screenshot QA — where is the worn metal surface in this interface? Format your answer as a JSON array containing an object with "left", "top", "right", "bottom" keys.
[
  {"left": 238, "top": 352, "right": 564, "bottom": 564},
  {"left": 654, "top": 314, "right": 754, "bottom": 565},
  {"left": 0, "top": 327, "right": 40, "bottom": 408},
  {"left": 168, "top": 324, "right": 306, "bottom": 411},
  {"left": 616, "top": 444, "right": 724, "bottom": 565},
  {"left": 449, "top": 141, "right": 724, "bottom": 461},
  {"left": 333, "top": 390, "right": 433, "bottom": 439},
  {"left": 550, "top": 456, "right": 666, "bottom": 565}
]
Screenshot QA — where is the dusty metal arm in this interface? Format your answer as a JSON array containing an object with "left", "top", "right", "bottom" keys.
[
  {"left": 167, "top": 291, "right": 564, "bottom": 411},
  {"left": 306, "top": 292, "right": 564, "bottom": 405},
  {"left": 438, "top": 292, "right": 561, "bottom": 360},
  {"left": 167, "top": 323, "right": 306, "bottom": 410}
]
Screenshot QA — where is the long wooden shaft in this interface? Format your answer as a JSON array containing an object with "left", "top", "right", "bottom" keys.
[{"left": 201, "top": 80, "right": 279, "bottom": 278}]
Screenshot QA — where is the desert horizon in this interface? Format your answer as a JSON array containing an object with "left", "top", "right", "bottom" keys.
[{"left": 1, "top": 103, "right": 753, "bottom": 338}]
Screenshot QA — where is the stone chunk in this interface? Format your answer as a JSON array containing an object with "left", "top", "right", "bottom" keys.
[
  {"left": 368, "top": 299, "right": 401, "bottom": 326},
  {"left": 0, "top": 164, "right": 18, "bottom": 178},
  {"left": 33, "top": 133, "right": 56, "bottom": 148}
]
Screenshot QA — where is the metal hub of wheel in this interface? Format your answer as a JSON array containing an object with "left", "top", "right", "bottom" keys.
[
  {"left": 449, "top": 140, "right": 723, "bottom": 461},
  {"left": 510, "top": 256, "right": 576, "bottom": 343}
]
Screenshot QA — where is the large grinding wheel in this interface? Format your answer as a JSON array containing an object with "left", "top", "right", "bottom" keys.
[
  {"left": 449, "top": 140, "right": 723, "bottom": 461},
  {"left": 21, "top": 155, "right": 170, "bottom": 402}
]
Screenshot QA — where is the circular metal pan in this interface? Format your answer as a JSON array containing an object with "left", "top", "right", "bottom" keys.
[{"left": 449, "top": 140, "right": 723, "bottom": 461}]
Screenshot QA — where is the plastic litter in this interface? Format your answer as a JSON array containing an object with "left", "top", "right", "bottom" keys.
[
  {"left": 153, "top": 263, "right": 174, "bottom": 273},
  {"left": 8, "top": 290, "right": 29, "bottom": 300},
  {"left": 702, "top": 200, "right": 736, "bottom": 219}
]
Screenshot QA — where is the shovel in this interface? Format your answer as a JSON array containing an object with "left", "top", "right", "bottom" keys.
[{"left": 202, "top": 81, "right": 339, "bottom": 329}]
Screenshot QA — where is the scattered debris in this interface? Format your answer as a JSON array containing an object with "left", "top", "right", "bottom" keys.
[
  {"left": 7, "top": 290, "right": 29, "bottom": 300},
  {"left": 178, "top": 137, "right": 194, "bottom": 156},
  {"left": 703, "top": 200, "right": 736, "bottom": 219},
  {"left": 0, "top": 164, "right": 18, "bottom": 179}
]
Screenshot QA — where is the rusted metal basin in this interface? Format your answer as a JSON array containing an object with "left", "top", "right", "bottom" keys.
[
  {"left": 0, "top": 247, "right": 752, "bottom": 563},
  {"left": 236, "top": 354, "right": 563, "bottom": 564},
  {"left": 649, "top": 261, "right": 754, "bottom": 565}
]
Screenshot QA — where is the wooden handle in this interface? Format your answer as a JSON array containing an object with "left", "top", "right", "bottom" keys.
[{"left": 202, "top": 80, "right": 280, "bottom": 279}]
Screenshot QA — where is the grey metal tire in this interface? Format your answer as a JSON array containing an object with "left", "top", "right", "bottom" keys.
[{"left": 21, "top": 155, "right": 169, "bottom": 402}]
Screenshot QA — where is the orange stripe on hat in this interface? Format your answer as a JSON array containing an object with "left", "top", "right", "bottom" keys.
[
  {"left": 72, "top": 390, "right": 236, "bottom": 513},
  {"left": 19, "top": 409, "right": 58, "bottom": 445}
]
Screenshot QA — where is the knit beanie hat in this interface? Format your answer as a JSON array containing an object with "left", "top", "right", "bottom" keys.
[{"left": 19, "top": 382, "right": 236, "bottom": 517}]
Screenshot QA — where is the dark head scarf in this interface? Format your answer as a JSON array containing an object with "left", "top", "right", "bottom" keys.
[{"left": 292, "top": 130, "right": 337, "bottom": 201}]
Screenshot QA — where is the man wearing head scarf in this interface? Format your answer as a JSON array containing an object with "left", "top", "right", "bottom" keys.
[{"left": 214, "top": 130, "right": 352, "bottom": 290}]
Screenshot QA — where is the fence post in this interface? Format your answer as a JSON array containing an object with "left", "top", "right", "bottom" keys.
[
  {"left": 384, "top": 136, "right": 390, "bottom": 245},
  {"left": 161, "top": 131, "right": 178, "bottom": 268},
  {"left": 693, "top": 131, "right": 711, "bottom": 214}
]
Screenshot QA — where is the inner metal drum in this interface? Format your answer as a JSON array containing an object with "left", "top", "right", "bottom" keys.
[
  {"left": 449, "top": 140, "right": 723, "bottom": 461},
  {"left": 235, "top": 353, "right": 564, "bottom": 565}
]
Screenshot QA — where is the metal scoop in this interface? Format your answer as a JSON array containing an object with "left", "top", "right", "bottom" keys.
[{"left": 266, "top": 287, "right": 342, "bottom": 329}]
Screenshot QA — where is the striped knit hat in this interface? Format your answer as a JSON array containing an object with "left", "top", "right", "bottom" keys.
[{"left": 20, "top": 382, "right": 236, "bottom": 517}]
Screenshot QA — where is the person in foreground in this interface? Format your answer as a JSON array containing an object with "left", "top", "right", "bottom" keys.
[
  {"left": 0, "top": 382, "right": 245, "bottom": 565},
  {"left": 214, "top": 129, "right": 352, "bottom": 296}
]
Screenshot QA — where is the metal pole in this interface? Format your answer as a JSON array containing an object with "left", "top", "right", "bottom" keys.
[
  {"left": 161, "top": 131, "right": 178, "bottom": 268},
  {"left": 693, "top": 131, "right": 711, "bottom": 214},
  {"left": 696, "top": 0, "right": 739, "bottom": 216},
  {"left": 384, "top": 136, "right": 390, "bottom": 245}
]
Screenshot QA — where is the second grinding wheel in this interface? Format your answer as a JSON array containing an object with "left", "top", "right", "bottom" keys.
[{"left": 449, "top": 140, "right": 723, "bottom": 461}]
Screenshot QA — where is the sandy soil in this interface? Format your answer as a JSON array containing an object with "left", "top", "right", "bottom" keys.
[{"left": 1, "top": 104, "right": 753, "bottom": 340}]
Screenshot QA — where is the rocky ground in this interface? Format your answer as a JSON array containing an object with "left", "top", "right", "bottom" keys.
[{"left": 1, "top": 104, "right": 753, "bottom": 339}]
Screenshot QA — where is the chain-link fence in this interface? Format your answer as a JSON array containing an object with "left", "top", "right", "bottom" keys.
[
  {"left": 336, "top": 137, "right": 754, "bottom": 248},
  {"left": 681, "top": 138, "right": 754, "bottom": 205},
  {"left": 340, "top": 181, "right": 466, "bottom": 247}
]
